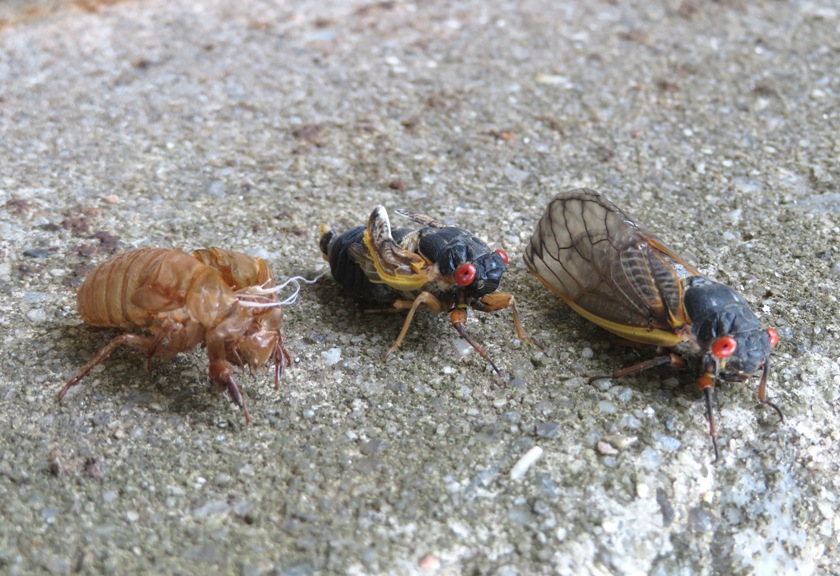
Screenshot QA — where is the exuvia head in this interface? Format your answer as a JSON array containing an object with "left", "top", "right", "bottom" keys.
[{"left": 234, "top": 315, "right": 282, "bottom": 371}]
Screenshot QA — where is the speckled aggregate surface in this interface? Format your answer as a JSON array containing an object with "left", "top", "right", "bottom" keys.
[{"left": 1, "top": 1, "right": 839, "bottom": 574}]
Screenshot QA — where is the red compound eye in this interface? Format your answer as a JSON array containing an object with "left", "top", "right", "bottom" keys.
[
  {"left": 454, "top": 263, "right": 476, "bottom": 286},
  {"left": 711, "top": 336, "right": 737, "bottom": 359},
  {"left": 494, "top": 248, "right": 509, "bottom": 265},
  {"left": 767, "top": 327, "right": 779, "bottom": 348}
]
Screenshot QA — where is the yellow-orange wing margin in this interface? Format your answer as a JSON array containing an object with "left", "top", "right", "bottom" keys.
[{"left": 357, "top": 206, "right": 433, "bottom": 292}]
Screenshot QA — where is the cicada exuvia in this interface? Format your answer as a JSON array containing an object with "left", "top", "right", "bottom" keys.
[{"left": 60, "top": 247, "right": 297, "bottom": 422}]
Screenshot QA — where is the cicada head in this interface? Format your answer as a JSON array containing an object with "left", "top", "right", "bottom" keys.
[
  {"left": 418, "top": 226, "right": 510, "bottom": 298},
  {"left": 683, "top": 277, "right": 779, "bottom": 381},
  {"left": 448, "top": 248, "right": 508, "bottom": 298},
  {"left": 712, "top": 328, "right": 776, "bottom": 382}
]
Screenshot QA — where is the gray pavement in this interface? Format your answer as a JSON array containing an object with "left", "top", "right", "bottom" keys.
[{"left": 1, "top": 0, "right": 838, "bottom": 574}]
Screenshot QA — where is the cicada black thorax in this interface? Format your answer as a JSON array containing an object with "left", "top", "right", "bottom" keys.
[
  {"left": 679, "top": 276, "right": 772, "bottom": 379},
  {"left": 401, "top": 225, "right": 508, "bottom": 308}
]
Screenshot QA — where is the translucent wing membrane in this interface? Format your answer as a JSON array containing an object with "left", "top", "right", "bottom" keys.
[{"left": 524, "top": 189, "right": 699, "bottom": 341}]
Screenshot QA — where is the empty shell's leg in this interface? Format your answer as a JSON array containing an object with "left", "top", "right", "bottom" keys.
[
  {"left": 273, "top": 331, "right": 293, "bottom": 390},
  {"left": 205, "top": 336, "right": 251, "bottom": 423},
  {"left": 209, "top": 356, "right": 250, "bottom": 423},
  {"left": 59, "top": 333, "right": 158, "bottom": 401},
  {"left": 141, "top": 320, "right": 182, "bottom": 370}
]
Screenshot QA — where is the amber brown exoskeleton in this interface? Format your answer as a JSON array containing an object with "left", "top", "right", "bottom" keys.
[
  {"left": 60, "top": 247, "right": 298, "bottom": 422},
  {"left": 523, "top": 189, "right": 781, "bottom": 461}
]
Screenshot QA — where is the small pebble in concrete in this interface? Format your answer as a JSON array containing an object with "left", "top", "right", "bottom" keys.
[
  {"left": 418, "top": 554, "right": 441, "bottom": 570},
  {"left": 321, "top": 347, "right": 341, "bottom": 366},
  {"left": 510, "top": 446, "right": 544, "bottom": 481}
]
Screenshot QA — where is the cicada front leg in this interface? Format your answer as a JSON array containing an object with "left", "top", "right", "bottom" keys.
[
  {"left": 588, "top": 350, "right": 688, "bottom": 384},
  {"left": 755, "top": 361, "right": 784, "bottom": 422},
  {"left": 448, "top": 307, "right": 500, "bottom": 374},
  {"left": 385, "top": 293, "right": 503, "bottom": 374},
  {"left": 473, "top": 292, "right": 542, "bottom": 351}
]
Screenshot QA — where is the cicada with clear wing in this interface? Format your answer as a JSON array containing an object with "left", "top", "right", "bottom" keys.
[
  {"left": 524, "top": 189, "right": 780, "bottom": 461},
  {"left": 320, "top": 206, "right": 537, "bottom": 372}
]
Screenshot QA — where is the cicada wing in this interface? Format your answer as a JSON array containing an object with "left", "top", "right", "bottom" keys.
[
  {"left": 524, "top": 189, "right": 699, "bottom": 344},
  {"left": 363, "top": 206, "right": 433, "bottom": 291},
  {"left": 393, "top": 209, "right": 444, "bottom": 229}
]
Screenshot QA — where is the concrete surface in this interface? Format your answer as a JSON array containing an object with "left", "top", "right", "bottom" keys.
[{"left": 1, "top": 0, "right": 839, "bottom": 574}]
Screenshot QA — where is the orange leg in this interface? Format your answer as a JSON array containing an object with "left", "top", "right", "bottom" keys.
[
  {"left": 699, "top": 360, "right": 784, "bottom": 464},
  {"left": 756, "top": 360, "right": 783, "bottom": 423},
  {"left": 374, "top": 294, "right": 502, "bottom": 372},
  {"left": 383, "top": 292, "right": 445, "bottom": 360},
  {"left": 58, "top": 333, "right": 159, "bottom": 401},
  {"left": 140, "top": 319, "right": 184, "bottom": 369},
  {"left": 474, "top": 292, "right": 542, "bottom": 351},
  {"left": 697, "top": 372, "right": 720, "bottom": 464},
  {"left": 209, "top": 359, "right": 250, "bottom": 423}
]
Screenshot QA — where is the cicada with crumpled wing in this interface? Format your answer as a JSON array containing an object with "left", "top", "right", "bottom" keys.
[
  {"left": 524, "top": 189, "right": 780, "bottom": 462},
  {"left": 320, "top": 206, "right": 538, "bottom": 373}
]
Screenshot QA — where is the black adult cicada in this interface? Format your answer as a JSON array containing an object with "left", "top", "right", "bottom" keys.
[
  {"left": 524, "top": 189, "right": 780, "bottom": 461},
  {"left": 320, "top": 206, "right": 536, "bottom": 372}
]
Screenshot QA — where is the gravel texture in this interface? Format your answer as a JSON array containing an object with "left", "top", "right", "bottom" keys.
[{"left": 1, "top": 0, "right": 838, "bottom": 574}]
